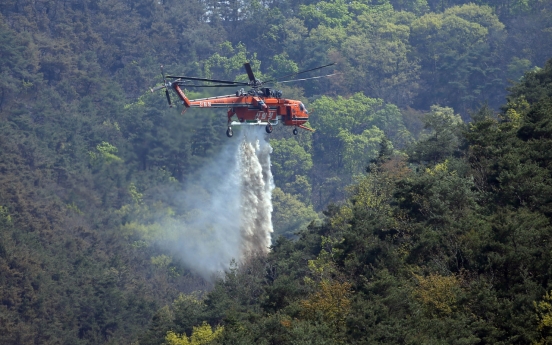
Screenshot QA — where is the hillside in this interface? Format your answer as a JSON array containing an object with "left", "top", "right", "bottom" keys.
[
  {"left": 144, "top": 59, "right": 552, "bottom": 345},
  {"left": 0, "top": 0, "right": 551, "bottom": 343}
]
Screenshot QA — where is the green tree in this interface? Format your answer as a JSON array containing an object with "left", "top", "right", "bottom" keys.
[
  {"left": 535, "top": 290, "right": 552, "bottom": 344},
  {"left": 410, "top": 4, "right": 506, "bottom": 114},
  {"left": 310, "top": 93, "right": 410, "bottom": 202},
  {"left": 341, "top": 8, "right": 420, "bottom": 107},
  {"left": 165, "top": 322, "right": 223, "bottom": 345},
  {"left": 203, "top": 42, "right": 261, "bottom": 81},
  {"left": 408, "top": 105, "right": 464, "bottom": 164},
  {"left": 0, "top": 15, "right": 37, "bottom": 112},
  {"left": 299, "top": 0, "right": 352, "bottom": 30},
  {"left": 271, "top": 138, "right": 313, "bottom": 186},
  {"left": 272, "top": 188, "right": 319, "bottom": 238}
]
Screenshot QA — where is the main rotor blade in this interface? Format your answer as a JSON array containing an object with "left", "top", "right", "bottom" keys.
[
  {"left": 244, "top": 62, "right": 256, "bottom": 82},
  {"left": 165, "top": 89, "right": 172, "bottom": 107},
  {"left": 161, "top": 65, "right": 168, "bottom": 84},
  {"left": 166, "top": 75, "right": 248, "bottom": 85},
  {"left": 172, "top": 81, "right": 246, "bottom": 88},
  {"left": 150, "top": 85, "right": 166, "bottom": 92},
  {"left": 273, "top": 73, "right": 339, "bottom": 84},
  {"left": 265, "top": 62, "right": 336, "bottom": 83}
]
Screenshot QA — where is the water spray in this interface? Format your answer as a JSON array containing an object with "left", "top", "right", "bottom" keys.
[
  {"left": 238, "top": 128, "right": 274, "bottom": 258},
  {"left": 160, "top": 127, "right": 274, "bottom": 279}
]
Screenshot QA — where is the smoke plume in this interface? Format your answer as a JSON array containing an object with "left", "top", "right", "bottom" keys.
[{"left": 159, "top": 127, "right": 274, "bottom": 279}]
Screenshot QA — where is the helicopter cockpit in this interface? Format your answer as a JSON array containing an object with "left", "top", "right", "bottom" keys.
[{"left": 299, "top": 102, "right": 308, "bottom": 114}]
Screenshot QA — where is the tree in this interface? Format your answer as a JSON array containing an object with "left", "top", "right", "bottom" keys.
[
  {"left": 299, "top": 0, "right": 352, "bottom": 30},
  {"left": 0, "top": 16, "right": 37, "bottom": 112},
  {"left": 410, "top": 4, "right": 506, "bottom": 115},
  {"left": 341, "top": 8, "right": 421, "bottom": 107},
  {"left": 310, "top": 93, "right": 408, "bottom": 172},
  {"left": 408, "top": 105, "right": 464, "bottom": 164},
  {"left": 165, "top": 322, "right": 224, "bottom": 345},
  {"left": 270, "top": 138, "right": 313, "bottom": 187},
  {"left": 272, "top": 188, "right": 319, "bottom": 238},
  {"left": 535, "top": 290, "right": 552, "bottom": 345},
  {"left": 412, "top": 273, "right": 461, "bottom": 317}
]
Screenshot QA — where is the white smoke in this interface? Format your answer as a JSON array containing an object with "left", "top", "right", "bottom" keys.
[{"left": 158, "top": 127, "right": 274, "bottom": 279}]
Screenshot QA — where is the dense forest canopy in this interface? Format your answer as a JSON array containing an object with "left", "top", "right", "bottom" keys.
[{"left": 0, "top": 0, "right": 552, "bottom": 343}]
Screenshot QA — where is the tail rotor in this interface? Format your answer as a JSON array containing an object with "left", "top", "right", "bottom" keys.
[{"left": 150, "top": 65, "right": 173, "bottom": 107}]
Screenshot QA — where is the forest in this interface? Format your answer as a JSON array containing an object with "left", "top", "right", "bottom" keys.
[{"left": 0, "top": 0, "right": 552, "bottom": 344}]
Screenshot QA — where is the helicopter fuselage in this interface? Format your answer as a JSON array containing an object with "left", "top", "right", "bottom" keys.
[
  {"left": 155, "top": 61, "right": 335, "bottom": 137},
  {"left": 172, "top": 83, "right": 311, "bottom": 131}
]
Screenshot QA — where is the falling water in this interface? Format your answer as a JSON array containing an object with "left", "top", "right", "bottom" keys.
[
  {"left": 238, "top": 128, "right": 274, "bottom": 258},
  {"left": 161, "top": 127, "right": 274, "bottom": 279}
]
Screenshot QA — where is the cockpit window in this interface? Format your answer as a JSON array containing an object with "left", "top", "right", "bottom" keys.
[{"left": 300, "top": 102, "right": 308, "bottom": 113}]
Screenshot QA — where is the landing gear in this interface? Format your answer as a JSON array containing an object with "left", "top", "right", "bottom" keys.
[
  {"left": 265, "top": 123, "right": 273, "bottom": 134},
  {"left": 226, "top": 127, "right": 233, "bottom": 137},
  {"left": 293, "top": 128, "right": 298, "bottom": 135}
]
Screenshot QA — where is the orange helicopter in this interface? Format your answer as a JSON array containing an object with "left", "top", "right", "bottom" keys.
[{"left": 151, "top": 62, "right": 336, "bottom": 137}]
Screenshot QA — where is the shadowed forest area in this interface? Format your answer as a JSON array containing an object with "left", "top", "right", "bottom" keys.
[{"left": 1, "top": 0, "right": 552, "bottom": 344}]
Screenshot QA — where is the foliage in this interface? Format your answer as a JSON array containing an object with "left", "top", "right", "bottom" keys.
[
  {"left": 413, "top": 273, "right": 461, "bottom": 316},
  {"left": 308, "top": 93, "right": 410, "bottom": 207},
  {"left": 0, "top": 0, "right": 551, "bottom": 343},
  {"left": 271, "top": 188, "right": 319, "bottom": 238},
  {"left": 535, "top": 291, "right": 552, "bottom": 344},
  {"left": 162, "top": 57, "right": 552, "bottom": 344},
  {"left": 165, "top": 322, "right": 224, "bottom": 345},
  {"left": 299, "top": 280, "right": 352, "bottom": 333},
  {"left": 270, "top": 138, "right": 313, "bottom": 186},
  {"left": 408, "top": 105, "right": 465, "bottom": 163},
  {"left": 410, "top": 4, "right": 507, "bottom": 114}
]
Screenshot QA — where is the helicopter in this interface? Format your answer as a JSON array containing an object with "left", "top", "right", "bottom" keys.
[{"left": 150, "top": 62, "right": 336, "bottom": 137}]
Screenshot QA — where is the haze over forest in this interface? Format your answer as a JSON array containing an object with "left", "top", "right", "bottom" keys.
[{"left": 1, "top": 0, "right": 552, "bottom": 344}]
